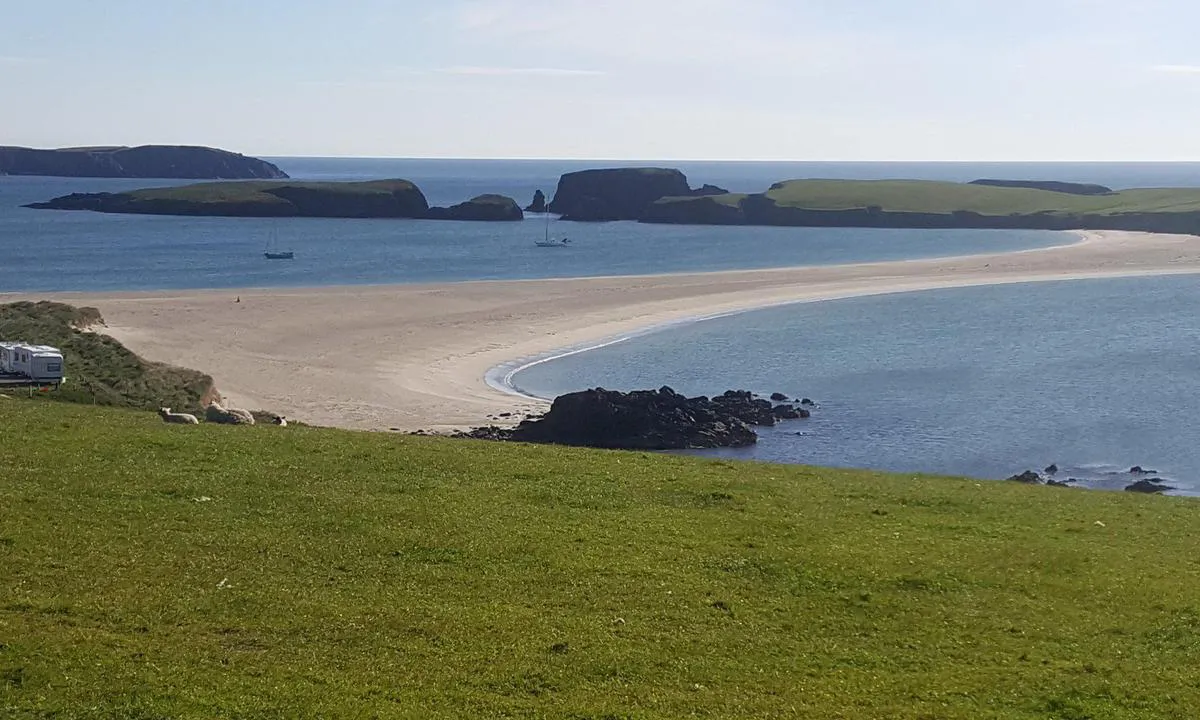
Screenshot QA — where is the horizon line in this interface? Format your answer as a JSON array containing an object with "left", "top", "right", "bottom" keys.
[{"left": 254, "top": 154, "right": 1200, "bottom": 164}]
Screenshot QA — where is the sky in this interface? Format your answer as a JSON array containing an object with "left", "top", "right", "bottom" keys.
[{"left": 4, "top": 0, "right": 1200, "bottom": 160}]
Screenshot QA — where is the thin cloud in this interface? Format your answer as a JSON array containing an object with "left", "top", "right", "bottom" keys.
[
  {"left": 0, "top": 56, "right": 45, "bottom": 65},
  {"left": 436, "top": 65, "right": 605, "bottom": 77},
  {"left": 1152, "top": 64, "right": 1200, "bottom": 74},
  {"left": 298, "top": 65, "right": 605, "bottom": 88}
]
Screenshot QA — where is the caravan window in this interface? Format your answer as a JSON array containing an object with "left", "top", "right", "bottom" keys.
[{"left": 47, "top": 363, "right": 61, "bottom": 372}]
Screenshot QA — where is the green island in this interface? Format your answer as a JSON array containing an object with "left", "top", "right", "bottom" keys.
[
  {"left": 643, "top": 178, "right": 1200, "bottom": 233},
  {"left": 3, "top": 397, "right": 1199, "bottom": 717},
  {"left": 25, "top": 179, "right": 525, "bottom": 221}
]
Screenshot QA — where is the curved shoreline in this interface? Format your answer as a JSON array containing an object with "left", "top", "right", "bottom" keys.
[
  {"left": 489, "top": 256, "right": 1200, "bottom": 404},
  {"left": 15, "top": 229, "right": 1200, "bottom": 431}
]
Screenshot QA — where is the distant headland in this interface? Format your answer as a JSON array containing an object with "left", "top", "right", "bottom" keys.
[
  {"left": 0, "top": 145, "right": 287, "bottom": 179},
  {"left": 23, "top": 164, "right": 1200, "bottom": 235}
]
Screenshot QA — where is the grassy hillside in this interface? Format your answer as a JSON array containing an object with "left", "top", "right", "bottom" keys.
[
  {"left": 764, "top": 179, "right": 1200, "bottom": 216},
  {"left": 125, "top": 179, "right": 420, "bottom": 207},
  {"left": 3, "top": 400, "right": 1200, "bottom": 718},
  {"left": 0, "top": 301, "right": 215, "bottom": 412}
]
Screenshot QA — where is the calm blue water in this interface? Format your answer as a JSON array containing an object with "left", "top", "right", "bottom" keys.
[
  {"left": 8, "top": 158, "right": 1198, "bottom": 292},
  {"left": 510, "top": 275, "right": 1200, "bottom": 494},
  {"left": 5, "top": 158, "right": 1200, "bottom": 492}
]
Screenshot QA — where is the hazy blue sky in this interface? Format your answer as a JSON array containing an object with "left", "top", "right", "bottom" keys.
[{"left": 4, "top": 0, "right": 1200, "bottom": 160}]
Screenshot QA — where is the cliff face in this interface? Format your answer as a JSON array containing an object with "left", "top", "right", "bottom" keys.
[
  {"left": 0, "top": 145, "right": 288, "bottom": 179},
  {"left": 548, "top": 168, "right": 693, "bottom": 221}
]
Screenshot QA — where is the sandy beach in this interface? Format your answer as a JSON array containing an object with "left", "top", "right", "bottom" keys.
[{"left": 15, "top": 229, "right": 1200, "bottom": 431}]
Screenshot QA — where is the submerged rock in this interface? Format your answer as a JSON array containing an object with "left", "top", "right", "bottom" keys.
[{"left": 1125, "top": 479, "right": 1174, "bottom": 494}]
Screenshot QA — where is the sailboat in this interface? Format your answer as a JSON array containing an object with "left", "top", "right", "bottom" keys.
[
  {"left": 534, "top": 203, "right": 570, "bottom": 247},
  {"left": 264, "top": 224, "right": 294, "bottom": 259}
]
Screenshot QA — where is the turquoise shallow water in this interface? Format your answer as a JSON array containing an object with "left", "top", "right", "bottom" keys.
[{"left": 508, "top": 275, "right": 1200, "bottom": 495}]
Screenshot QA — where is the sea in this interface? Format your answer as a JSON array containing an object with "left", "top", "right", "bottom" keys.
[{"left": 3, "top": 158, "right": 1200, "bottom": 493}]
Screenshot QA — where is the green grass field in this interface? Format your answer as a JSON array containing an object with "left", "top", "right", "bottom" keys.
[
  {"left": 762, "top": 179, "right": 1200, "bottom": 216},
  {"left": 124, "top": 179, "right": 420, "bottom": 207},
  {"left": 4, "top": 399, "right": 1200, "bottom": 718}
]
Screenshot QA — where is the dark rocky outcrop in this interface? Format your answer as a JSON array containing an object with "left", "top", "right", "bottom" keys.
[
  {"left": 524, "top": 189, "right": 547, "bottom": 213},
  {"left": 0, "top": 145, "right": 287, "bottom": 179},
  {"left": 548, "top": 168, "right": 693, "bottom": 221},
  {"left": 1125, "top": 479, "right": 1174, "bottom": 494},
  {"left": 456, "top": 386, "right": 812, "bottom": 450},
  {"left": 1005, "top": 469, "right": 1075, "bottom": 487},
  {"left": 968, "top": 179, "right": 1113, "bottom": 196},
  {"left": 1007, "top": 470, "right": 1043, "bottom": 484},
  {"left": 426, "top": 194, "right": 523, "bottom": 222}
]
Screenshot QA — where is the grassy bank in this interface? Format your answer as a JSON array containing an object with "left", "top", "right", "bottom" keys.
[
  {"left": 0, "top": 301, "right": 215, "bottom": 412},
  {"left": 3, "top": 400, "right": 1199, "bottom": 718}
]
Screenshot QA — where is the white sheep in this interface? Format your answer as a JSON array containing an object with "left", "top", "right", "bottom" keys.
[
  {"left": 204, "top": 401, "right": 256, "bottom": 425},
  {"left": 158, "top": 407, "right": 199, "bottom": 425}
]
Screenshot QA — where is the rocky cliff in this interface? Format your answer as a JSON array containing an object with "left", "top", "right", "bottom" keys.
[
  {"left": 524, "top": 189, "right": 547, "bottom": 213},
  {"left": 547, "top": 168, "right": 694, "bottom": 221},
  {"left": 0, "top": 145, "right": 287, "bottom": 179}
]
